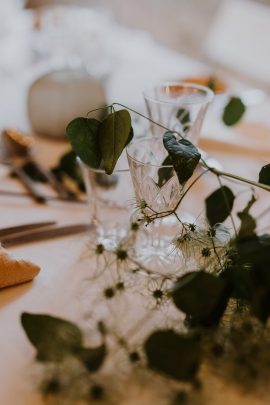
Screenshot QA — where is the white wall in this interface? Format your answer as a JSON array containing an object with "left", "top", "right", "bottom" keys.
[{"left": 108, "top": 0, "right": 220, "bottom": 58}]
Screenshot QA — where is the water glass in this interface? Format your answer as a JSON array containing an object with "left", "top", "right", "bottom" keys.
[
  {"left": 126, "top": 136, "right": 186, "bottom": 269},
  {"left": 79, "top": 157, "right": 133, "bottom": 246},
  {"left": 143, "top": 82, "right": 214, "bottom": 145}
]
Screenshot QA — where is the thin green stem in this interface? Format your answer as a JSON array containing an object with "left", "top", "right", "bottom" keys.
[
  {"left": 139, "top": 170, "right": 209, "bottom": 223},
  {"left": 112, "top": 102, "right": 184, "bottom": 139},
  {"left": 147, "top": 210, "right": 174, "bottom": 220},
  {"left": 209, "top": 167, "right": 270, "bottom": 193},
  {"left": 87, "top": 103, "right": 270, "bottom": 193},
  {"left": 174, "top": 168, "right": 210, "bottom": 212},
  {"left": 210, "top": 236, "right": 224, "bottom": 272},
  {"left": 174, "top": 211, "right": 185, "bottom": 226}
]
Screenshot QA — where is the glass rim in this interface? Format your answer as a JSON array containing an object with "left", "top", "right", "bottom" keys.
[
  {"left": 126, "top": 137, "right": 175, "bottom": 169},
  {"left": 143, "top": 81, "right": 214, "bottom": 106},
  {"left": 77, "top": 157, "right": 130, "bottom": 173}
]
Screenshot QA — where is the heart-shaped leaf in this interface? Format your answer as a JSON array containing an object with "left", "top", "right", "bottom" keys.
[
  {"left": 21, "top": 312, "right": 83, "bottom": 362},
  {"left": 21, "top": 313, "right": 106, "bottom": 372},
  {"left": 144, "top": 329, "right": 201, "bottom": 381},
  {"left": 172, "top": 271, "right": 230, "bottom": 327},
  {"left": 66, "top": 117, "right": 101, "bottom": 168},
  {"left": 205, "top": 186, "right": 235, "bottom": 226},
  {"left": 222, "top": 96, "right": 246, "bottom": 126},
  {"left": 98, "top": 109, "right": 131, "bottom": 174},
  {"left": 163, "top": 131, "right": 201, "bottom": 185},
  {"left": 259, "top": 164, "right": 270, "bottom": 186}
]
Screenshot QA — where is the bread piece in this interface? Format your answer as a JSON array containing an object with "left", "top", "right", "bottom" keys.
[{"left": 0, "top": 246, "right": 40, "bottom": 288}]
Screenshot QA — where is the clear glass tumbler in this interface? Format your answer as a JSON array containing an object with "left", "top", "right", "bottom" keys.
[
  {"left": 143, "top": 82, "right": 214, "bottom": 145},
  {"left": 126, "top": 136, "right": 186, "bottom": 270},
  {"left": 79, "top": 156, "right": 133, "bottom": 247}
]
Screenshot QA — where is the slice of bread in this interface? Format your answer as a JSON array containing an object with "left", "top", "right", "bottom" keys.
[{"left": 0, "top": 246, "right": 40, "bottom": 288}]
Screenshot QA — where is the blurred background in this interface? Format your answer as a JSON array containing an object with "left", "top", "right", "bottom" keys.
[{"left": 1, "top": 0, "right": 270, "bottom": 138}]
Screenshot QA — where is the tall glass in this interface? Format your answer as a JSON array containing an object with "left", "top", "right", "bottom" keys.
[
  {"left": 143, "top": 82, "right": 214, "bottom": 145},
  {"left": 126, "top": 136, "right": 187, "bottom": 270},
  {"left": 79, "top": 157, "right": 133, "bottom": 247}
]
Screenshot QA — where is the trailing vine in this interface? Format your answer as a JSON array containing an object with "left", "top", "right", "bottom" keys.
[{"left": 20, "top": 103, "right": 270, "bottom": 404}]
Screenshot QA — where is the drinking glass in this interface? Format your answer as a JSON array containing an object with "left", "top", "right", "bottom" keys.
[
  {"left": 143, "top": 82, "right": 214, "bottom": 145},
  {"left": 126, "top": 136, "right": 187, "bottom": 270},
  {"left": 79, "top": 156, "right": 133, "bottom": 247}
]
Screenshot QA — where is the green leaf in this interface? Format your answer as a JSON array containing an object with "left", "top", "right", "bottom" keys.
[
  {"left": 205, "top": 186, "right": 235, "bottom": 227},
  {"left": 144, "top": 330, "right": 201, "bottom": 381},
  {"left": 172, "top": 271, "right": 230, "bottom": 327},
  {"left": 176, "top": 108, "right": 190, "bottom": 133},
  {"left": 251, "top": 288, "right": 270, "bottom": 324},
  {"left": 77, "top": 345, "right": 106, "bottom": 372},
  {"left": 157, "top": 155, "right": 174, "bottom": 187},
  {"left": 21, "top": 313, "right": 107, "bottom": 372},
  {"left": 224, "top": 268, "right": 252, "bottom": 301},
  {"left": 234, "top": 234, "right": 270, "bottom": 323},
  {"left": 163, "top": 131, "right": 201, "bottom": 185},
  {"left": 126, "top": 125, "right": 134, "bottom": 146},
  {"left": 236, "top": 235, "right": 270, "bottom": 267},
  {"left": 237, "top": 194, "right": 257, "bottom": 240},
  {"left": 21, "top": 313, "right": 83, "bottom": 362},
  {"left": 66, "top": 117, "right": 101, "bottom": 168},
  {"left": 259, "top": 164, "right": 270, "bottom": 186},
  {"left": 98, "top": 109, "right": 131, "bottom": 174},
  {"left": 222, "top": 96, "right": 246, "bottom": 126}
]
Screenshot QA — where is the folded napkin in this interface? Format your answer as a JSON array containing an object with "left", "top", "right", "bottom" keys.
[{"left": 0, "top": 246, "right": 40, "bottom": 288}]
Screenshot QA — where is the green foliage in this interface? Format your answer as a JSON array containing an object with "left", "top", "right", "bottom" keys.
[
  {"left": 66, "top": 117, "right": 101, "bottom": 168},
  {"left": 98, "top": 109, "right": 132, "bottom": 174},
  {"left": 234, "top": 234, "right": 270, "bottom": 322},
  {"left": 21, "top": 313, "right": 106, "bottom": 371},
  {"left": 163, "top": 131, "right": 201, "bottom": 185},
  {"left": 205, "top": 186, "right": 235, "bottom": 226},
  {"left": 223, "top": 265, "right": 253, "bottom": 301},
  {"left": 144, "top": 329, "right": 201, "bottom": 381},
  {"left": 21, "top": 312, "right": 82, "bottom": 362},
  {"left": 222, "top": 96, "right": 246, "bottom": 126},
  {"left": 172, "top": 272, "right": 230, "bottom": 327},
  {"left": 24, "top": 102, "right": 270, "bottom": 400},
  {"left": 259, "top": 164, "right": 270, "bottom": 186},
  {"left": 66, "top": 109, "right": 132, "bottom": 175}
]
